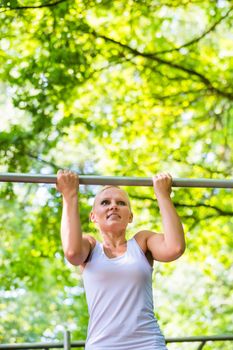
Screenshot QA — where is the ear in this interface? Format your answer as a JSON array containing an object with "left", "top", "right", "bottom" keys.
[
  {"left": 90, "top": 211, "right": 97, "bottom": 223},
  {"left": 129, "top": 212, "right": 133, "bottom": 223}
]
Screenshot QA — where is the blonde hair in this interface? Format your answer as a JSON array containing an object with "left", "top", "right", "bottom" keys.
[{"left": 92, "top": 185, "right": 132, "bottom": 211}]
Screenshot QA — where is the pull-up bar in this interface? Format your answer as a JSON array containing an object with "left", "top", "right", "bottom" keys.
[{"left": 0, "top": 172, "right": 232, "bottom": 188}]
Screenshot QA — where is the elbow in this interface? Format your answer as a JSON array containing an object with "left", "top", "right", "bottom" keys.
[
  {"left": 173, "top": 242, "right": 186, "bottom": 259},
  {"left": 65, "top": 250, "right": 84, "bottom": 266}
]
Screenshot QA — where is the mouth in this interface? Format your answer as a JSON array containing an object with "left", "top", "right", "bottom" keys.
[{"left": 107, "top": 213, "right": 121, "bottom": 219}]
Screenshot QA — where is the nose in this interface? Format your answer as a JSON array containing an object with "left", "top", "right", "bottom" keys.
[{"left": 109, "top": 201, "right": 118, "bottom": 210}]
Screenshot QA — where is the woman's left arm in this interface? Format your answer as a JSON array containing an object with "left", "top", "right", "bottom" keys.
[{"left": 146, "top": 173, "right": 186, "bottom": 262}]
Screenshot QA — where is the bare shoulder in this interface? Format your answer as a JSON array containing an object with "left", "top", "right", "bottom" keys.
[
  {"left": 79, "top": 235, "right": 97, "bottom": 273},
  {"left": 134, "top": 230, "right": 162, "bottom": 252},
  {"left": 83, "top": 234, "right": 96, "bottom": 247},
  {"left": 133, "top": 230, "right": 161, "bottom": 267}
]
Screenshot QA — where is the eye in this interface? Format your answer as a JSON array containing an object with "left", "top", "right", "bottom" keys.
[
  {"left": 100, "top": 199, "right": 110, "bottom": 205},
  {"left": 118, "top": 201, "right": 126, "bottom": 206}
]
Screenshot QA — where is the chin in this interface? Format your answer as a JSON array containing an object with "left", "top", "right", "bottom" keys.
[{"left": 102, "top": 222, "right": 127, "bottom": 231}]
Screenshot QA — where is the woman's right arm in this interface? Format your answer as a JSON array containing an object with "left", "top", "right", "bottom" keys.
[{"left": 56, "top": 170, "right": 93, "bottom": 266}]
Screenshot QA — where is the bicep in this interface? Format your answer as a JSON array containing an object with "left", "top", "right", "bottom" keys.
[
  {"left": 67, "top": 235, "right": 95, "bottom": 266},
  {"left": 79, "top": 235, "right": 96, "bottom": 271},
  {"left": 146, "top": 231, "right": 181, "bottom": 262},
  {"left": 82, "top": 235, "right": 96, "bottom": 261}
]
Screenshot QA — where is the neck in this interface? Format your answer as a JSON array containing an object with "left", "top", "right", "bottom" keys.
[{"left": 100, "top": 231, "right": 127, "bottom": 248}]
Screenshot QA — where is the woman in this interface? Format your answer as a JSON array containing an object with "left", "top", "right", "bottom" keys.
[{"left": 56, "top": 170, "right": 185, "bottom": 350}]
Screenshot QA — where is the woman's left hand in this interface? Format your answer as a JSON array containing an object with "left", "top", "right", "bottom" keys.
[{"left": 152, "top": 173, "right": 172, "bottom": 198}]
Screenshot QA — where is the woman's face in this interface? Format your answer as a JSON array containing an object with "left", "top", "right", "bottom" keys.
[{"left": 90, "top": 187, "right": 133, "bottom": 232}]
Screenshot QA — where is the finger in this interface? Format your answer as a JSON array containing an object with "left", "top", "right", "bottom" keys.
[
  {"left": 68, "top": 171, "right": 78, "bottom": 179},
  {"left": 154, "top": 174, "right": 164, "bottom": 180},
  {"left": 159, "top": 172, "right": 172, "bottom": 179},
  {"left": 165, "top": 172, "right": 172, "bottom": 178},
  {"left": 57, "top": 169, "right": 64, "bottom": 175},
  {"left": 153, "top": 175, "right": 160, "bottom": 182}
]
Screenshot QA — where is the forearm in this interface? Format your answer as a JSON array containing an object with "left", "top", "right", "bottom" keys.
[
  {"left": 157, "top": 194, "right": 185, "bottom": 253},
  {"left": 61, "top": 194, "right": 83, "bottom": 259}
]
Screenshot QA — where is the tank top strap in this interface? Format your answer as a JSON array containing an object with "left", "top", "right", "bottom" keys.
[
  {"left": 87, "top": 240, "right": 102, "bottom": 262},
  {"left": 88, "top": 237, "right": 151, "bottom": 269},
  {"left": 127, "top": 236, "right": 143, "bottom": 255},
  {"left": 128, "top": 237, "right": 153, "bottom": 270}
]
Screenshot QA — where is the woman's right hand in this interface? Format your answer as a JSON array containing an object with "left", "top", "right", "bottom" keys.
[{"left": 56, "top": 169, "right": 79, "bottom": 198}]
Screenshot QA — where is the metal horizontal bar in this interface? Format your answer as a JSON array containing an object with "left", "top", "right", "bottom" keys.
[
  {"left": 0, "top": 335, "right": 232, "bottom": 349},
  {"left": 0, "top": 342, "right": 85, "bottom": 350},
  {"left": 0, "top": 172, "right": 232, "bottom": 188},
  {"left": 165, "top": 334, "right": 233, "bottom": 343}
]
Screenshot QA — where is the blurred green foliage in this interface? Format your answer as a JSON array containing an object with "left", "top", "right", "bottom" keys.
[{"left": 0, "top": 0, "right": 232, "bottom": 349}]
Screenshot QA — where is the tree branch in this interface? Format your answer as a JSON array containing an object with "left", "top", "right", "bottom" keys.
[
  {"left": 174, "top": 202, "right": 233, "bottom": 216},
  {"left": 129, "top": 193, "right": 232, "bottom": 217},
  {"left": 188, "top": 214, "right": 221, "bottom": 231},
  {"left": 27, "top": 153, "right": 60, "bottom": 170},
  {"left": 171, "top": 156, "right": 231, "bottom": 178},
  {"left": 92, "top": 30, "right": 233, "bottom": 100},
  {"left": 156, "top": 6, "right": 233, "bottom": 54},
  {"left": 0, "top": 0, "right": 68, "bottom": 13}
]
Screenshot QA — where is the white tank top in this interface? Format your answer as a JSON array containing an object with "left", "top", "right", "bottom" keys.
[{"left": 82, "top": 237, "right": 167, "bottom": 350}]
